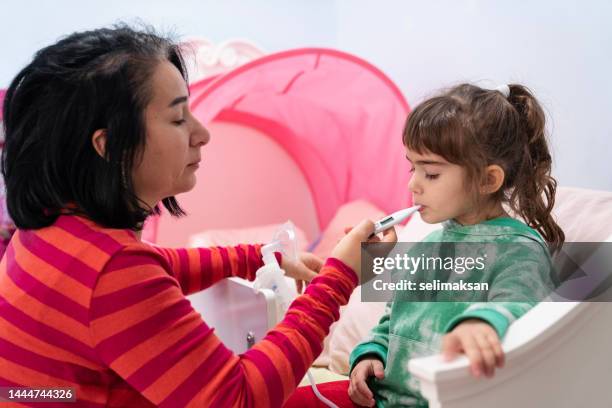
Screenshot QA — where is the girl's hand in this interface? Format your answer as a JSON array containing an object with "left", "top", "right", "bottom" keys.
[
  {"left": 281, "top": 252, "right": 324, "bottom": 293},
  {"left": 441, "top": 319, "right": 505, "bottom": 378},
  {"left": 349, "top": 357, "right": 384, "bottom": 407}
]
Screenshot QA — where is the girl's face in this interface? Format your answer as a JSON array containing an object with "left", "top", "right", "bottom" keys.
[
  {"left": 132, "top": 61, "right": 210, "bottom": 208},
  {"left": 406, "top": 147, "right": 478, "bottom": 225}
]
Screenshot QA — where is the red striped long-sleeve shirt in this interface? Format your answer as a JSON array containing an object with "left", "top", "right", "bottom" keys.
[{"left": 0, "top": 214, "right": 357, "bottom": 407}]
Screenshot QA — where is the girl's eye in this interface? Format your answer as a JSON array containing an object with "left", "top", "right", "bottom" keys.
[
  {"left": 410, "top": 165, "right": 438, "bottom": 179},
  {"left": 173, "top": 119, "right": 186, "bottom": 125}
]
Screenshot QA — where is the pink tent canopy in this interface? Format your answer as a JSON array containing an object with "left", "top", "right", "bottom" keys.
[{"left": 187, "top": 48, "right": 412, "bottom": 231}]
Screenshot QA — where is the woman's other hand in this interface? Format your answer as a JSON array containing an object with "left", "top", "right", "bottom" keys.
[{"left": 282, "top": 252, "right": 324, "bottom": 293}]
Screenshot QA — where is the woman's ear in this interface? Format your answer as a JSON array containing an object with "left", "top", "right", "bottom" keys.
[
  {"left": 481, "top": 164, "right": 505, "bottom": 195},
  {"left": 91, "top": 129, "right": 107, "bottom": 159}
]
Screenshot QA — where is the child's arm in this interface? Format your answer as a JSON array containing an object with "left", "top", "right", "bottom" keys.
[
  {"left": 441, "top": 318, "right": 505, "bottom": 378},
  {"left": 349, "top": 358, "right": 385, "bottom": 407},
  {"left": 349, "top": 303, "right": 391, "bottom": 368},
  {"left": 348, "top": 303, "right": 391, "bottom": 407},
  {"left": 441, "top": 244, "right": 553, "bottom": 378},
  {"left": 441, "top": 300, "right": 536, "bottom": 378}
]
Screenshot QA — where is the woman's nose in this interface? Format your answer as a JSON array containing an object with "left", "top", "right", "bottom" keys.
[{"left": 191, "top": 118, "right": 210, "bottom": 147}]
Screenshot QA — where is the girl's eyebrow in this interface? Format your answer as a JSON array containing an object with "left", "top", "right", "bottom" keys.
[{"left": 405, "top": 155, "right": 447, "bottom": 165}]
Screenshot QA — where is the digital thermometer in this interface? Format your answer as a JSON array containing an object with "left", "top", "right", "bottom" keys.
[{"left": 370, "top": 205, "right": 421, "bottom": 237}]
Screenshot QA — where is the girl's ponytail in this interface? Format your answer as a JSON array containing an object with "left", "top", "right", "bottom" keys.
[{"left": 507, "top": 84, "right": 565, "bottom": 250}]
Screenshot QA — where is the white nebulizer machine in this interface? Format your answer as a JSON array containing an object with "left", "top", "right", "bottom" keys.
[
  {"left": 252, "top": 221, "right": 298, "bottom": 322},
  {"left": 253, "top": 221, "right": 340, "bottom": 408}
]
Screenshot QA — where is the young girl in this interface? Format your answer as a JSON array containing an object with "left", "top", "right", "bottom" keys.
[
  {"left": 346, "top": 83, "right": 565, "bottom": 407},
  {"left": 285, "top": 83, "right": 564, "bottom": 408}
]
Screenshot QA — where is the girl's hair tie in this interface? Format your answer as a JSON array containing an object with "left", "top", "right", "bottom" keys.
[{"left": 494, "top": 84, "right": 510, "bottom": 98}]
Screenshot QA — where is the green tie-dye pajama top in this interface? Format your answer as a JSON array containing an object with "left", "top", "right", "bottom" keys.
[{"left": 350, "top": 217, "right": 555, "bottom": 407}]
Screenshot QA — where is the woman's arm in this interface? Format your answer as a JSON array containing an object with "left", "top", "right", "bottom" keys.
[
  {"left": 89, "top": 245, "right": 356, "bottom": 408},
  {"left": 149, "top": 244, "right": 280, "bottom": 295}
]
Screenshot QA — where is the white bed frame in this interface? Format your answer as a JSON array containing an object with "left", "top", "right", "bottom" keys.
[
  {"left": 409, "top": 237, "right": 612, "bottom": 407},
  {"left": 409, "top": 301, "right": 612, "bottom": 407}
]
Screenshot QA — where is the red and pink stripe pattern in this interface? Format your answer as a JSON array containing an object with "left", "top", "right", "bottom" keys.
[{"left": 0, "top": 215, "right": 357, "bottom": 407}]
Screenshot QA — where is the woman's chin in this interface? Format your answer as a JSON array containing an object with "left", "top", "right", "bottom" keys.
[
  {"left": 182, "top": 180, "right": 197, "bottom": 194},
  {"left": 171, "top": 176, "right": 197, "bottom": 196}
]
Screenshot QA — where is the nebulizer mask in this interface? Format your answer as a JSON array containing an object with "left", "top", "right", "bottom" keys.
[{"left": 253, "top": 221, "right": 340, "bottom": 408}]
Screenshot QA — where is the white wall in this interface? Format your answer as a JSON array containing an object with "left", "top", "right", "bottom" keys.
[
  {"left": 1, "top": 0, "right": 610, "bottom": 191},
  {"left": 335, "top": 0, "right": 612, "bottom": 191},
  {"left": 0, "top": 0, "right": 338, "bottom": 84}
]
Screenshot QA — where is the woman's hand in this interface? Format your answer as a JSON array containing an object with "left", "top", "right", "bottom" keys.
[
  {"left": 281, "top": 252, "right": 324, "bottom": 293},
  {"left": 332, "top": 220, "right": 397, "bottom": 284},
  {"left": 441, "top": 319, "right": 505, "bottom": 378},
  {"left": 349, "top": 357, "right": 384, "bottom": 407}
]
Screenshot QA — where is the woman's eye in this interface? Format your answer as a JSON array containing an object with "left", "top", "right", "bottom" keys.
[{"left": 173, "top": 119, "right": 186, "bottom": 125}]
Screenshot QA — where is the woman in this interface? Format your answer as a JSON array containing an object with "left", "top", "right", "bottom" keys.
[{"left": 0, "top": 25, "right": 395, "bottom": 407}]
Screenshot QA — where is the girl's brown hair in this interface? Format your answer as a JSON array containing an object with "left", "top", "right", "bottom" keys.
[{"left": 403, "top": 83, "right": 564, "bottom": 250}]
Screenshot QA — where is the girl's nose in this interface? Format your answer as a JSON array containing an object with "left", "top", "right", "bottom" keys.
[{"left": 408, "top": 175, "right": 421, "bottom": 194}]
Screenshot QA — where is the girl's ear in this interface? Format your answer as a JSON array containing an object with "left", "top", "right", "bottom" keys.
[
  {"left": 91, "top": 129, "right": 107, "bottom": 159},
  {"left": 481, "top": 164, "right": 505, "bottom": 195}
]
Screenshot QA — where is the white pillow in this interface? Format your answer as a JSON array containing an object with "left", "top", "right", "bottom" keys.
[{"left": 552, "top": 187, "right": 612, "bottom": 242}]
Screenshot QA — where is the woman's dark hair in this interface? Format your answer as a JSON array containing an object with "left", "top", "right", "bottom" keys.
[
  {"left": 1, "top": 24, "right": 187, "bottom": 230},
  {"left": 403, "top": 83, "right": 565, "bottom": 250}
]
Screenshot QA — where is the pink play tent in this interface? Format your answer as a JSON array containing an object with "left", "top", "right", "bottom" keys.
[{"left": 146, "top": 48, "right": 413, "bottom": 246}]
